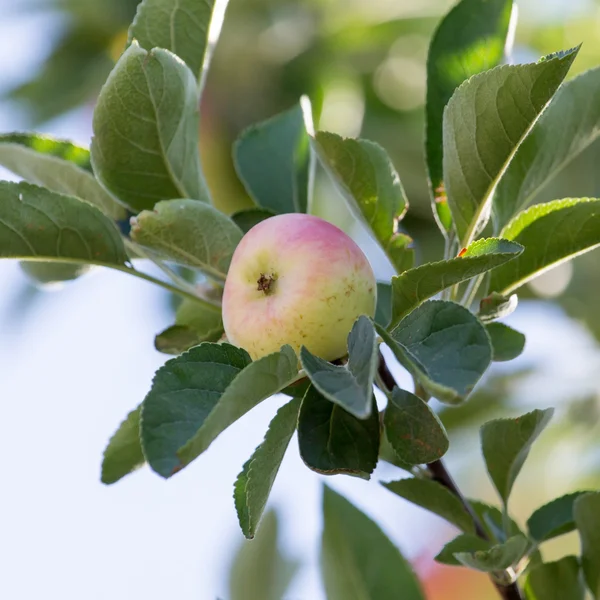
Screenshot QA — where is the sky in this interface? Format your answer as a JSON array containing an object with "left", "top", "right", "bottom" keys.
[{"left": 0, "top": 0, "right": 599, "bottom": 598}]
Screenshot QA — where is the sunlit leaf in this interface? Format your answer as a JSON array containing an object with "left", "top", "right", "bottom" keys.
[
  {"left": 91, "top": 43, "right": 208, "bottom": 213},
  {"left": 131, "top": 199, "right": 243, "bottom": 279},
  {"left": 444, "top": 48, "right": 578, "bottom": 246},
  {"left": 0, "top": 181, "right": 127, "bottom": 267},
  {"left": 389, "top": 238, "right": 522, "bottom": 326},
  {"left": 426, "top": 0, "right": 514, "bottom": 234},
  {"left": 494, "top": 66, "right": 600, "bottom": 229},
  {"left": 489, "top": 198, "right": 600, "bottom": 295},
  {"left": 314, "top": 132, "right": 410, "bottom": 273}
]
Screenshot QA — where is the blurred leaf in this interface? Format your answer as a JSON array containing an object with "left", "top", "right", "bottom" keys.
[
  {"left": 314, "top": 132, "right": 410, "bottom": 273},
  {"left": 383, "top": 477, "right": 475, "bottom": 534},
  {"left": 486, "top": 322, "right": 525, "bottom": 362},
  {"left": 527, "top": 492, "right": 590, "bottom": 543},
  {"left": 300, "top": 316, "right": 377, "bottom": 419},
  {"left": 524, "top": 557, "right": 585, "bottom": 600},
  {"left": 481, "top": 409, "right": 554, "bottom": 505},
  {"left": 0, "top": 133, "right": 125, "bottom": 220},
  {"left": 489, "top": 198, "right": 600, "bottom": 295},
  {"left": 91, "top": 43, "right": 208, "bottom": 213},
  {"left": 478, "top": 292, "right": 518, "bottom": 323},
  {"left": 389, "top": 238, "right": 522, "bottom": 326},
  {"left": 155, "top": 297, "right": 223, "bottom": 355},
  {"left": 435, "top": 534, "right": 492, "bottom": 566},
  {"left": 129, "top": 0, "right": 220, "bottom": 87},
  {"left": 6, "top": 25, "right": 114, "bottom": 125},
  {"left": 229, "top": 511, "right": 298, "bottom": 600},
  {"left": 231, "top": 208, "right": 276, "bottom": 233},
  {"left": 378, "top": 301, "right": 492, "bottom": 404},
  {"left": 234, "top": 103, "right": 310, "bottom": 214},
  {"left": 384, "top": 388, "right": 449, "bottom": 465},
  {"left": 0, "top": 132, "right": 91, "bottom": 170},
  {"left": 234, "top": 398, "right": 300, "bottom": 539},
  {"left": 321, "top": 486, "right": 425, "bottom": 600},
  {"left": 0, "top": 181, "right": 127, "bottom": 267},
  {"left": 470, "top": 499, "right": 524, "bottom": 543},
  {"left": 494, "top": 66, "right": 600, "bottom": 229},
  {"left": 131, "top": 199, "right": 243, "bottom": 279},
  {"left": 426, "top": 0, "right": 513, "bottom": 234},
  {"left": 297, "top": 384, "right": 379, "bottom": 479},
  {"left": 444, "top": 49, "right": 578, "bottom": 246},
  {"left": 141, "top": 343, "right": 298, "bottom": 477},
  {"left": 101, "top": 405, "right": 144, "bottom": 484},
  {"left": 454, "top": 534, "right": 528, "bottom": 572},
  {"left": 20, "top": 261, "right": 92, "bottom": 285},
  {"left": 574, "top": 491, "right": 600, "bottom": 598}
]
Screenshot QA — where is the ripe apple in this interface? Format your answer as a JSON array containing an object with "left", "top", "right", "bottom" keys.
[{"left": 222, "top": 213, "right": 377, "bottom": 361}]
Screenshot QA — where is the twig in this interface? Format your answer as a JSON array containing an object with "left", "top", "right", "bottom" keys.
[{"left": 377, "top": 354, "right": 524, "bottom": 600}]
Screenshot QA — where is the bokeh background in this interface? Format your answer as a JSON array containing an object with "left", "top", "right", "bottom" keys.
[{"left": 1, "top": 0, "right": 600, "bottom": 598}]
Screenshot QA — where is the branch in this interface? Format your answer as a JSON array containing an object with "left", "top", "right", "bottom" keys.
[{"left": 377, "top": 354, "right": 524, "bottom": 600}]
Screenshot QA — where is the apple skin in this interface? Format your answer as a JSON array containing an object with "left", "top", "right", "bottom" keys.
[{"left": 222, "top": 213, "right": 377, "bottom": 361}]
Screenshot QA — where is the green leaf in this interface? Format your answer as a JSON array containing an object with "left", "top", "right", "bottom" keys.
[
  {"left": 481, "top": 408, "right": 554, "bottom": 506},
  {"left": 574, "top": 491, "right": 600, "bottom": 598},
  {"left": 375, "top": 282, "right": 392, "bottom": 328},
  {"left": 444, "top": 48, "right": 578, "bottom": 247},
  {"left": 383, "top": 477, "right": 475, "bottom": 534},
  {"left": 231, "top": 208, "right": 276, "bottom": 234},
  {"left": 527, "top": 492, "right": 590, "bottom": 543},
  {"left": 314, "top": 132, "right": 410, "bottom": 273},
  {"left": 470, "top": 499, "right": 524, "bottom": 542},
  {"left": 141, "top": 344, "right": 298, "bottom": 477},
  {"left": 0, "top": 181, "right": 127, "bottom": 267},
  {"left": 229, "top": 510, "right": 299, "bottom": 600},
  {"left": 478, "top": 292, "right": 518, "bottom": 323},
  {"left": 489, "top": 198, "right": 600, "bottom": 295},
  {"left": 0, "top": 133, "right": 126, "bottom": 220},
  {"left": 384, "top": 389, "right": 449, "bottom": 465},
  {"left": 101, "top": 405, "right": 144, "bottom": 485},
  {"left": 128, "top": 0, "right": 221, "bottom": 88},
  {"left": 234, "top": 398, "right": 300, "bottom": 539},
  {"left": 390, "top": 238, "right": 523, "bottom": 326},
  {"left": 300, "top": 316, "right": 377, "bottom": 419},
  {"left": 91, "top": 43, "right": 208, "bottom": 213},
  {"left": 131, "top": 199, "right": 243, "bottom": 279},
  {"left": 454, "top": 534, "right": 528, "bottom": 572},
  {"left": 20, "top": 261, "right": 92, "bottom": 286},
  {"left": 494, "top": 66, "right": 600, "bottom": 229},
  {"left": 378, "top": 300, "right": 492, "bottom": 404},
  {"left": 435, "top": 534, "right": 492, "bottom": 566},
  {"left": 234, "top": 104, "right": 310, "bottom": 214},
  {"left": 297, "top": 384, "right": 379, "bottom": 479},
  {"left": 486, "top": 322, "right": 525, "bottom": 362},
  {"left": 155, "top": 296, "right": 223, "bottom": 355},
  {"left": 321, "top": 486, "right": 425, "bottom": 600},
  {"left": 425, "top": 0, "right": 514, "bottom": 233},
  {"left": 524, "top": 557, "right": 585, "bottom": 600}
]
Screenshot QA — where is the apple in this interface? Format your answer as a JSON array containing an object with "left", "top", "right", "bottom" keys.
[{"left": 222, "top": 213, "right": 377, "bottom": 361}]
